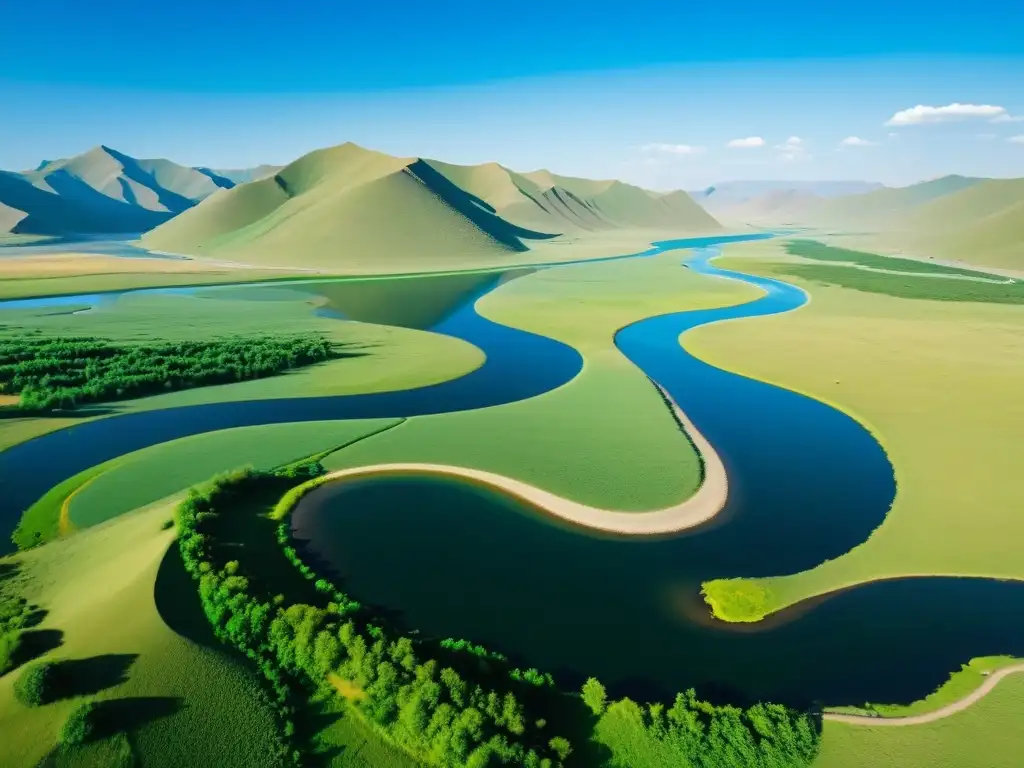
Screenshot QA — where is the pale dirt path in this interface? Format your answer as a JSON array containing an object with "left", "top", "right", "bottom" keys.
[
  {"left": 823, "top": 664, "right": 1024, "bottom": 726},
  {"left": 312, "top": 386, "right": 728, "bottom": 536}
]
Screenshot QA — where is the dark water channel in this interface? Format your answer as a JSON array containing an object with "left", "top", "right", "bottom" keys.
[
  {"left": 289, "top": 242, "right": 1024, "bottom": 707},
  {"left": 3, "top": 233, "right": 1023, "bottom": 707}
]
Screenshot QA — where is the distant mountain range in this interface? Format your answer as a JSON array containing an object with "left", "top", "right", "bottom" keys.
[
  {"left": 140, "top": 142, "right": 721, "bottom": 270},
  {"left": 705, "top": 174, "right": 1023, "bottom": 270},
  {"left": 4, "top": 144, "right": 1021, "bottom": 271},
  {"left": 690, "top": 179, "right": 885, "bottom": 213},
  {"left": 0, "top": 147, "right": 280, "bottom": 238}
]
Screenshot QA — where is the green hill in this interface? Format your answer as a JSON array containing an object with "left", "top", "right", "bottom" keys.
[
  {"left": 142, "top": 143, "right": 719, "bottom": 271},
  {"left": 899, "top": 178, "right": 1024, "bottom": 270},
  {"left": 808, "top": 175, "right": 984, "bottom": 228},
  {"left": 0, "top": 146, "right": 240, "bottom": 237}
]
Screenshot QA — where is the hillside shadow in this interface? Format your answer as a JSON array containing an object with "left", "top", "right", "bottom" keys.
[{"left": 405, "top": 159, "right": 559, "bottom": 249}]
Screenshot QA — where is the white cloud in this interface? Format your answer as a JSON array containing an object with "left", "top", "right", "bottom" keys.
[
  {"left": 885, "top": 103, "right": 1010, "bottom": 126},
  {"left": 727, "top": 136, "right": 765, "bottom": 148},
  {"left": 773, "top": 136, "right": 806, "bottom": 161},
  {"left": 992, "top": 113, "right": 1024, "bottom": 123},
  {"left": 839, "top": 136, "right": 876, "bottom": 147},
  {"left": 1009, "top": 136, "right": 1024, "bottom": 144},
  {"left": 641, "top": 142, "right": 706, "bottom": 155}
]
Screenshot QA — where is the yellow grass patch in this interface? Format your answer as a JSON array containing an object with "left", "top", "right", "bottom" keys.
[
  {"left": 0, "top": 252, "right": 231, "bottom": 279},
  {"left": 328, "top": 673, "right": 368, "bottom": 703}
]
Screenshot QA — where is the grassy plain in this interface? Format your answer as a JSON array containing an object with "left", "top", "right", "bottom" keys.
[
  {"left": 688, "top": 240, "right": 1024, "bottom": 620},
  {"left": 321, "top": 250, "right": 761, "bottom": 510},
  {"left": 826, "top": 657, "right": 1021, "bottom": 718},
  {"left": 0, "top": 289, "right": 482, "bottom": 452},
  {"left": 815, "top": 675, "right": 1024, "bottom": 768},
  {"left": 0, "top": 252, "right": 312, "bottom": 301},
  {"left": 69, "top": 420, "right": 402, "bottom": 530},
  {"left": 0, "top": 502, "right": 283, "bottom": 768}
]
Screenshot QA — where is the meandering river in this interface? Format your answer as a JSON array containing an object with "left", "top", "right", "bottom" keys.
[{"left": 3, "top": 233, "right": 1022, "bottom": 707}]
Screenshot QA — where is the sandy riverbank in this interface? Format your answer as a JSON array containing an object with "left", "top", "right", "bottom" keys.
[{"left": 309, "top": 386, "right": 727, "bottom": 536}]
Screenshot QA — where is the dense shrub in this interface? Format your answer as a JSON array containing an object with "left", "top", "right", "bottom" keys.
[
  {"left": 60, "top": 701, "right": 99, "bottom": 745},
  {"left": 0, "top": 631, "right": 22, "bottom": 676},
  {"left": 0, "top": 334, "right": 339, "bottom": 413},
  {"left": 14, "top": 660, "right": 60, "bottom": 706}
]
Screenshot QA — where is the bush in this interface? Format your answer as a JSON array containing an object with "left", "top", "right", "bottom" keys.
[
  {"left": 582, "top": 677, "right": 607, "bottom": 716},
  {"left": 0, "top": 631, "right": 23, "bottom": 676},
  {"left": 14, "top": 660, "right": 60, "bottom": 706},
  {"left": 60, "top": 701, "right": 99, "bottom": 745}
]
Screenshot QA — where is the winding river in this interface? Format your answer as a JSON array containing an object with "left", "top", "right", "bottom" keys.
[{"left": 3, "top": 233, "right": 1023, "bottom": 708}]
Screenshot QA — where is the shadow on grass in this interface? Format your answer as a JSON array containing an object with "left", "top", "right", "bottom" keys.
[
  {"left": 153, "top": 544, "right": 221, "bottom": 648},
  {"left": 0, "top": 562, "right": 18, "bottom": 583},
  {"left": 56, "top": 654, "right": 137, "bottom": 698},
  {"left": 9, "top": 628, "right": 64, "bottom": 669},
  {"left": 92, "top": 696, "right": 182, "bottom": 738}
]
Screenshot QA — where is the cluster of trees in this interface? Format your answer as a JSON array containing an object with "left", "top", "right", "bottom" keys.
[
  {"left": 0, "top": 594, "right": 36, "bottom": 676},
  {"left": 598, "top": 689, "right": 820, "bottom": 768},
  {"left": 0, "top": 335, "right": 338, "bottom": 413},
  {"left": 177, "top": 468, "right": 571, "bottom": 767},
  {"left": 13, "top": 660, "right": 62, "bottom": 706},
  {"left": 60, "top": 701, "right": 99, "bottom": 745}
]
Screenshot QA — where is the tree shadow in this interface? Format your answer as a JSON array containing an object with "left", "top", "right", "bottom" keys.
[
  {"left": 92, "top": 696, "right": 182, "bottom": 738},
  {"left": 55, "top": 654, "right": 137, "bottom": 698},
  {"left": 9, "top": 628, "right": 64, "bottom": 670},
  {"left": 153, "top": 544, "right": 220, "bottom": 648},
  {"left": 0, "top": 562, "right": 18, "bottom": 584}
]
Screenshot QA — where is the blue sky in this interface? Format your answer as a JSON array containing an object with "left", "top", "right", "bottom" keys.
[{"left": 3, "top": 0, "right": 1024, "bottom": 188}]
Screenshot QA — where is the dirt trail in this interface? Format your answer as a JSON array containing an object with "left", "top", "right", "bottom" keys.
[{"left": 824, "top": 664, "right": 1024, "bottom": 726}]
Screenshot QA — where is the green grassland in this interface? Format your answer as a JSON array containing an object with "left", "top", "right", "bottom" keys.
[
  {"left": 0, "top": 502, "right": 283, "bottom": 768},
  {"left": 0, "top": 268, "right": 320, "bottom": 303},
  {"left": 0, "top": 288, "right": 482, "bottom": 452},
  {"left": 826, "top": 657, "right": 1020, "bottom": 718},
  {"left": 68, "top": 420, "right": 402, "bottom": 531},
  {"left": 774, "top": 241, "right": 1023, "bottom": 304},
  {"left": 690, "top": 240, "right": 1024, "bottom": 620},
  {"left": 815, "top": 675, "right": 1024, "bottom": 768},
  {"left": 321, "top": 249, "right": 762, "bottom": 510}
]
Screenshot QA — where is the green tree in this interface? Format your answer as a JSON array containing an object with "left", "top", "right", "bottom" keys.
[
  {"left": 581, "top": 677, "right": 607, "bottom": 715},
  {"left": 60, "top": 701, "right": 99, "bottom": 745},
  {"left": 548, "top": 736, "right": 572, "bottom": 762}
]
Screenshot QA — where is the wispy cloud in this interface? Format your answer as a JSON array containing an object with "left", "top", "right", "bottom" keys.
[
  {"left": 839, "top": 136, "right": 876, "bottom": 147},
  {"left": 773, "top": 136, "right": 805, "bottom": 161},
  {"left": 993, "top": 113, "right": 1024, "bottom": 123},
  {"left": 726, "top": 136, "right": 765, "bottom": 149},
  {"left": 641, "top": 142, "right": 706, "bottom": 155},
  {"left": 885, "top": 103, "right": 1013, "bottom": 126},
  {"left": 1009, "top": 135, "right": 1024, "bottom": 144}
]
